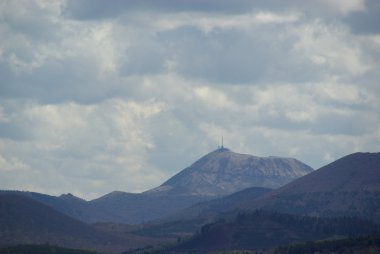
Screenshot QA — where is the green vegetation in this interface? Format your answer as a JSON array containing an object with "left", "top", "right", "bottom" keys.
[
  {"left": 273, "top": 234, "right": 380, "bottom": 254},
  {"left": 138, "top": 210, "right": 380, "bottom": 253},
  {"left": 0, "top": 244, "right": 102, "bottom": 254}
]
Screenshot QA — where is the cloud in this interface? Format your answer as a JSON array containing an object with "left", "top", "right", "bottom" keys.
[
  {"left": 0, "top": 0, "right": 379, "bottom": 199},
  {"left": 63, "top": 0, "right": 365, "bottom": 20},
  {"left": 0, "top": 99, "right": 168, "bottom": 198},
  {"left": 345, "top": 0, "right": 380, "bottom": 34}
]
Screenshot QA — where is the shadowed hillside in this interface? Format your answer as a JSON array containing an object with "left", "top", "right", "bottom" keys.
[
  {"left": 0, "top": 244, "right": 102, "bottom": 254},
  {"left": 238, "top": 152, "right": 380, "bottom": 222},
  {"left": 152, "top": 211, "right": 380, "bottom": 253},
  {"left": 0, "top": 193, "right": 167, "bottom": 253}
]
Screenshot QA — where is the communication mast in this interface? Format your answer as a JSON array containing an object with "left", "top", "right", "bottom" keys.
[{"left": 217, "top": 135, "right": 225, "bottom": 149}]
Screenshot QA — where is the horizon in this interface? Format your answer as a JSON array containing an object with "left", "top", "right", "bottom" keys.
[
  {"left": 2, "top": 148, "right": 377, "bottom": 200},
  {"left": 1, "top": 0, "right": 379, "bottom": 200}
]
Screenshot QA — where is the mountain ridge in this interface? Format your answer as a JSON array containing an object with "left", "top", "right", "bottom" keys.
[
  {"left": 136, "top": 151, "right": 380, "bottom": 238},
  {"left": 237, "top": 152, "right": 380, "bottom": 222},
  {"left": 0, "top": 192, "right": 162, "bottom": 253},
  {"left": 146, "top": 147, "right": 313, "bottom": 197},
  {"left": 2, "top": 148, "right": 313, "bottom": 224}
]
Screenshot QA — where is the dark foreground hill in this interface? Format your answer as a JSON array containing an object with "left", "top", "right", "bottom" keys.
[
  {"left": 0, "top": 193, "right": 165, "bottom": 253},
  {"left": 136, "top": 187, "right": 271, "bottom": 238},
  {"left": 273, "top": 234, "right": 380, "bottom": 254},
  {"left": 240, "top": 152, "right": 380, "bottom": 222},
  {"left": 0, "top": 244, "right": 101, "bottom": 254},
  {"left": 155, "top": 211, "right": 380, "bottom": 254}
]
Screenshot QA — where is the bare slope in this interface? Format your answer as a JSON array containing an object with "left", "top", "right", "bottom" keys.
[{"left": 147, "top": 147, "right": 313, "bottom": 197}]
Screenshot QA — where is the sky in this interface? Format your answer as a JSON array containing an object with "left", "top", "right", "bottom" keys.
[{"left": 1, "top": 0, "right": 380, "bottom": 200}]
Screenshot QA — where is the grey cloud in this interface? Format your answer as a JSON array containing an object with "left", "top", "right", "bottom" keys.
[
  {"left": 0, "top": 122, "right": 30, "bottom": 141},
  {"left": 345, "top": 0, "right": 380, "bottom": 34},
  {"left": 0, "top": 53, "right": 122, "bottom": 104},
  {"left": 1, "top": 0, "right": 379, "bottom": 198},
  {"left": 121, "top": 40, "right": 168, "bottom": 76},
  {"left": 312, "top": 112, "right": 373, "bottom": 136},
  {"left": 253, "top": 105, "right": 371, "bottom": 136},
  {"left": 1, "top": 2, "right": 61, "bottom": 42},
  {"left": 63, "top": 0, "right": 353, "bottom": 20},
  {"left": 64, "top": 0, "right": 264, "bottom": 19},
  {"left": 158, "top": 24, "right": 322, "bottom": 84}
]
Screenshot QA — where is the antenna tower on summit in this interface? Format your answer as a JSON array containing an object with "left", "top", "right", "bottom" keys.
[{"left": 217, "top": 135, "right": 224, "bottom": 149}]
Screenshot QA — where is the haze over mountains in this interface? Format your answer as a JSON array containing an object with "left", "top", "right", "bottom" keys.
[
  {"left": 1, "top": 147, "right": 312, "bottom": 224},
  {"left": 2, "top": 149, "right": 380, "bottom": 254}
]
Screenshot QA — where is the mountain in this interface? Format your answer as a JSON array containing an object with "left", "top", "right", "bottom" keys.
[
  {"left": 0, "top": 190, "right": 111, "bottom": 223},
  {"left": 0, "top": 244, "right": 101, "bottom": 254},
  {"left": 146, "top": 147, "right": 313, "bottom": 197},
  {"left": 87, "top": 191, "right": 210, "bottom": 224},
  {"left": 4, "top": 148, "right": 312, "bottom": 224},
  {"left": 135, "top": 152, "right": 380, "bottom": 239},
  {"left": 137, "top": 211, "right": 380, "bottom": 253},
  {"left": 1, "top": 190, "right": 210, "bottom": 224},
  {"left": 172, "top": 186, "right": 272, "bottom": 221},
  {"left": 0, "top": 193, "right": 166, "bottom": 253},
  {"left": 240, "top": 152, "right": 380, "bottom": 222},
  {"left": 88, "top": 147, "right": 312, "bottom": 224},
  {"left": 134, "top": 187, "right": 272, "bottom": 238}
]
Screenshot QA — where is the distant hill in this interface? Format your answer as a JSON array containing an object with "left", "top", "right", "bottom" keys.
[
  {"left": 170, "top": 186, "right": 272, "bottom": 221},
  {"left": 88, "top": 191, "right": 210, "bottom": 224},
  {"left": 147, "top": 148, "right": 313, "bottom": 197},
  {"left": 137, "top": 211, "right": 380, "bottom": 253},
  {"left": 240, "top": 152, "right": 380, "bottom": 222},
  {"left": 0, "top": 193, "right": 165, "bottom": 253},
  {"left": 3, "top": 148, "right": 312, "bottom": 224},
  {"left": 136, "top": 187, "right": 272, "bottom": 238},
  {"left": 0, "top": 244, "right": 101, "bottom": 254}
]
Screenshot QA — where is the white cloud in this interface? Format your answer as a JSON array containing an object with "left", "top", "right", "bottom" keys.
[
  {"left": 194, "top": 86, "right": 237, "bottom": 110},
  {"left": 292, "top": 20, "right": 372, "bottom": 78},
  {"left": 320, "top": 0, "right": 365, "bottom": 15},
  {"left": 151, "top": 11, "right": 299, "bottom": 33},
  {"left": 0, "top": 0, "right": 379, "bottom": 199},
  {"left": 0, "top": 99, "right": 167, "bottom": 198}
]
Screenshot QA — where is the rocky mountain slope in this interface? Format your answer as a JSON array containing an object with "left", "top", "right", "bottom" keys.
[
  {"left": 146, "top": 147, "right": 313, "bottom": 197},
  {"left": 4, "top": 148, "right": 312, "bottom": 224}
]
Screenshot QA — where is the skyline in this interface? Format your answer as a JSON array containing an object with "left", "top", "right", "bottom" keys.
[{"left": 0, "top": 0, "right": 379, "bottom": 199}]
